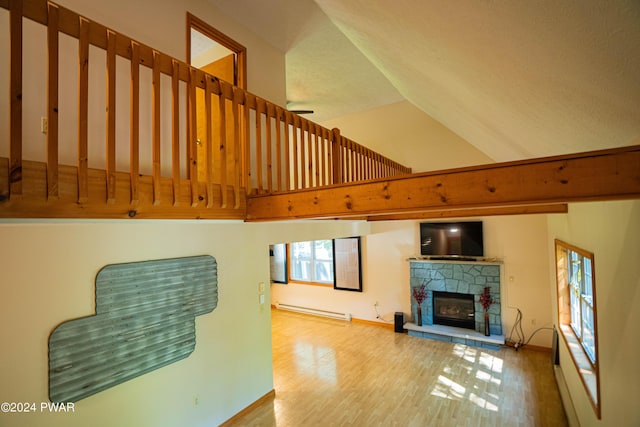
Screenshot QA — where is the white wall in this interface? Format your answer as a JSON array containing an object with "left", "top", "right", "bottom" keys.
[
  {"left": 272, "top": 214, "right": 556, "bottom": 348},
  {"left": 0, "top": 221, "right": 272, "bottom": 427},
  {"left": 321, "top": 100, "right": 495, "bottom": 172},
  {"left": 0, "top": 0, "right": 286, "bottom": 171},
  {"left": 0, "top": 218, "right": 369, "bottom": 427},
  {"left": 548, "top": 200, "right": 640, "bottom": 427},
  {"left": 0, "top": 0, "right": 289, "bottom": 425}
]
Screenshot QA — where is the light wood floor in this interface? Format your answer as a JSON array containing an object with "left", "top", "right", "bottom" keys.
[{"left": 226, "top": 309, "right": 567, "bottom": 427}]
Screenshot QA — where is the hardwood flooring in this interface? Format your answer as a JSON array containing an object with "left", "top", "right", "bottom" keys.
[{"left": 225, "top": 309, "right": 567, "bottom": 427}]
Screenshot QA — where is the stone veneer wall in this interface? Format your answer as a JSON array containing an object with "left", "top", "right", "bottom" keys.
[{"left": 410, "top": 261, "right": 502, "bottom": 335}]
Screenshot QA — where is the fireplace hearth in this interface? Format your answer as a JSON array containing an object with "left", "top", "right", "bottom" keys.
[{"left": 433, "top": 291, "right": 475, "bottom": 330}]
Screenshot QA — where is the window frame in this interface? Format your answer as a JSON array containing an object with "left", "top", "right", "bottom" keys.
[
  {"left": 555, "top": 239, "right": 601, "bottom": 419},
  {"left": 275, "top": 238, "right": 363, "bottom": 292},
  {"left": 288, "top": 240, "right": 335, "bottom": 286}
]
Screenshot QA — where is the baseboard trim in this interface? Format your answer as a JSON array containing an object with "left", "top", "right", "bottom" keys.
[
  {"left": 351, "top": 317, "right": 395, "bottom": 329},
  {"left": 272, "top": 305, "right": 395, "bottom": 329},
  {"left": 505, "top": 340, "right": 551, "bottom": 352},
  {"left": 219, "top": 389, "right": 275, "bottom": 427}
]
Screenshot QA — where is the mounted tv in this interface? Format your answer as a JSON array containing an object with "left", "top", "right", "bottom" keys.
[{"left": 420, "top": 221, "right": 484, "bottom": 258}]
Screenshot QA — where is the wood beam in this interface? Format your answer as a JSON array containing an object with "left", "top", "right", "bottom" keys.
[
  {"left": 365, "top": 204, "right": 568, "bottom": 221},
  {"left": 246, "top": 145, "right": 640, "bottom": 221}
]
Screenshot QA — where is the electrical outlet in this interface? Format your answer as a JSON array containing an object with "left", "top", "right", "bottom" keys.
[{"left": 41, "top": 117, "right": 48, "bottom": 134}]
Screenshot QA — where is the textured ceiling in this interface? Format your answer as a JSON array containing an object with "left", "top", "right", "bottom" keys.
[{"left": 210, "top": 0, "right": 640, "bottom": 161}]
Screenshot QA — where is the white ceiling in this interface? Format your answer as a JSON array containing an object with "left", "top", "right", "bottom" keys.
[{"left": 209, "top": 0, "right": 640, "bottom": 162}]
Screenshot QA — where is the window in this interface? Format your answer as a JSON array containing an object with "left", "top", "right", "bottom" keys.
[
  {"left": 555, "top": 239, "right": 600, "bottom": 418},
  {"left": 290, "top": 240, "right": 334, "bottom": 284},
  {"left": 568, "top": 249, "right": 596, "bottom": 362},
  {"left": 269, "top": 238, "right": 362, "bottom": 291}
]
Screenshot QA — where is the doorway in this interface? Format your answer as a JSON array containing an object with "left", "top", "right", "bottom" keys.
[{"left": 187, "top": 13, "right": 246, "bottom": 190}]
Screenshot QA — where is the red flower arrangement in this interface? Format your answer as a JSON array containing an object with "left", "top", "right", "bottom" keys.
[
  {"left": 479, "top": 286, "right": 494, "bottom": 311},
  {"left": 412, "top": 284, "right": 427, "bottom": 305}
]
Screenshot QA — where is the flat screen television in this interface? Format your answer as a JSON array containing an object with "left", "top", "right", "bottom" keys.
[{"left": 420, "top": 221, "right": 484, "bottom": 258}]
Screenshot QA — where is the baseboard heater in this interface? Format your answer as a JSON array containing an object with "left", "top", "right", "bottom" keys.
[{"left": 275, "top": 303, "right": 352, "bottom": 321}]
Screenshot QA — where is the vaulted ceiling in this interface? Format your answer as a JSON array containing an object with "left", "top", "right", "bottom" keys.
[{"left": 210, "top": 0, "right": 640, "bottom": 162}]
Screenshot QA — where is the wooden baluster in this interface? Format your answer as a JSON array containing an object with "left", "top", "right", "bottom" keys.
[
  {"left": 292, "top": 115, "right": 299, "bottom": 189},
  {"left": 365, "top": 148, "right": 372, "bottom": 180},
  {"left": 284, "top": 111, "right": 291, "bottom": 191},
  {"left": 171, "top": 60, "right": 180, "bottom": 206},
  {"left": 9, "top": 0, "right": 23, "bottom": 199},
  {"left": 232, "top": 87, "right": 242, "bottom": 208},
  {"left": 255, "top": 99, "right": 264, "bottom": 193},
  {"left": 106, "top": 30, "right": 116, "bottom": 204},
  {"left": 265, "top": 104, "right": 273, "bottom": 193},
  {"left": 349, "top": 140, "right": 354, "bottom": 182},
  {"left": 301, "top": 120, "right": 308, "bottom": 189},
  {"left": 323, "top": 128, "right": 330, "bottom": 186},
  {"left": 129, "top": 40, "right": 140, "bottom": 205},
  {"left": 314, "top": 126, "right": 319, "bottom": 185},
  {"left": 243, "top": 93, "right": 252, "bottom": 194},
  {"left": 317, "top": 128, "right": 324, "bottom": 186},
  {"left": 219, "top": 81, "right": 228, "bottom": 208},
  {"left": 313, "top": 125, "right": 320, "bottom": 188},
  {"left": 345, "top": 139, "right": 351, "bottom": 183},
  {"left": 308, "top": 123, "right": 314, "bottom": 187},
  {"left": 371, "top": 153, "right": 377, "bottom": 179},
  {"left": 188, "top": 68, "right": 199, "bottom": 206},
  {"left": 151, "top": 50, "right": 161, "bottom": 205},
  {"left": 205, "top": 77, "right": 213, "bottom": 208},
  {"left": 306, "top": 121, "right": 312, "bottom": 188},
  {"left": 352, "top": 141, "right": 358, "bottom": 182},
  {"left": 358, "top": 145, "right": 364, "bottom": 181},
  {"left": 360, "top": 147, "right": 365, "bottom": 181},
  {"left": 77, "top": 17, "right": 89, "bottom": 203},
  {"left": 362, "top": 147, "right": 368, "bottom": 180},
  {"left": 350, "top": 141, "right": 356, "bottom": 181},
  {"left": 352, "top": 142, "right": 357, "bottom": 182},
  {"left": 47, "top": 3, "right": 59, "bottom": 199},
  {"left": 275, "top": 106, "right": 283, "bottom": 192}
]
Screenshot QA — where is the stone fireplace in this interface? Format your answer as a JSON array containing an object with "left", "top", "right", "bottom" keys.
[{"left": 407, "top": 259, "right": 504, "bottom": 349}]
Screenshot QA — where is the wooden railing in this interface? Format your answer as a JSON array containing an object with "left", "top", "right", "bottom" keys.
[{"left": 0, "top": 0, "right": 411, "bottom": 219}]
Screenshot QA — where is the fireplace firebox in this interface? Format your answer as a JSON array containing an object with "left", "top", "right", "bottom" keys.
[{"left": 432, "top": 291, "right": 475, "bottom": 330}]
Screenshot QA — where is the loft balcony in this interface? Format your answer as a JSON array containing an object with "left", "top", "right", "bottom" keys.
[
  {"left": 1, "top": 0, "right": 638, "bottom": 222},
  {"left": 0, "top": 0, "right": 411, "bottom": 220}
]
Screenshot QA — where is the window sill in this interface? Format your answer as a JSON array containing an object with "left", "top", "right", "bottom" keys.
[
  {"left": 288, "top": 281, "right": 333, "bottom": 287},
  {"left": 559, "top": 324, "right": 600, "bottom": 417}
]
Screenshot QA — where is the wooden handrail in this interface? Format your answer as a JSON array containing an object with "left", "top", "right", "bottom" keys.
[{"left": 0, "top": 0, "right": 412, "bottom": 219}]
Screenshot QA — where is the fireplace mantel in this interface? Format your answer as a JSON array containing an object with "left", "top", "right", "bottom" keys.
[
  {"left": 406, "top": 256, "right": 503, "bottom": 265},
  {"left": 407, "top": 259, "right": 505, "bottom": 349}
]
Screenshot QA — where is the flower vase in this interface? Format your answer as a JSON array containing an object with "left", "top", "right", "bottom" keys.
[
  {"left": 417, "top": 305, "right": 423, "bottom": 326},
  {"left": 484, "top": 311, "right": 490, "bottom": 336}
]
